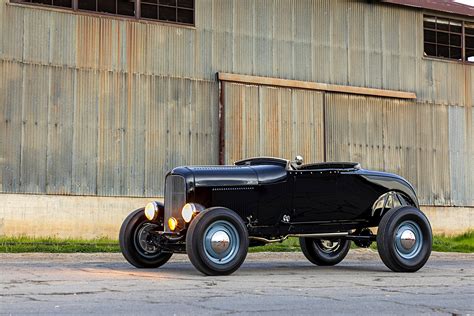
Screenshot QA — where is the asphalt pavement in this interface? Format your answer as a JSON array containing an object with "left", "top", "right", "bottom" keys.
[{"left": 0, "top": 250, "right": 473, "bottom": 315}]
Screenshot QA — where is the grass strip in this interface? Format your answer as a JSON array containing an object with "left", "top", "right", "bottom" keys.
[
  {"left": 0, "top": 231, "right": 472, "bottom": 253},
  {"left": 0, "top": 236, "right": 120, "bottom": 253}
]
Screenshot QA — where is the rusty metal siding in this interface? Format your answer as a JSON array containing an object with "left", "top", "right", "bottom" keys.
[
  {"left": 0, "top": 0, "right": 470, "bottom": 106},
  {"left": 0, "top": 0, "right": 472, "bottom": 205},
  {"left": 72, "top": 68, "right": 99, "bottom": 195},
  {"left": 324, "top": 93, "right": 472, "bottom": 206},
  {"left": 46, "top": 67, "right": 75, "bottom": 194},
  {"left": 224, "top": 82, "right": 324, "bottom": 164},
  {"left": 20, "top": 64, "right": 49, "bottom": 193},
  {"left": 0, "top": 59, "right": 218, "bottom": 196},
  {"left": 0, "top": 61, "right": 23, "bottom": 192}
]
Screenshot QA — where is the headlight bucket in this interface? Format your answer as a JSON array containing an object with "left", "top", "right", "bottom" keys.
[
  {"left": 181, "top": 203, "right": 203, "bottom": 223},
  {"left": 144, "top": 201, "right": 159, "bottom": 221}
]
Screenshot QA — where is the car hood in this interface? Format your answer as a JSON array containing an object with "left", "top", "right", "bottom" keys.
[{"left": 170, "top": 164, "right": 287, "bottom": 187}]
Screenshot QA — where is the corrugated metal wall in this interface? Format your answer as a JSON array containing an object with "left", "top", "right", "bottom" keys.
[
  {"left": 325, "top": 94, "right": 473, "bottom": 207},
  {"left": 0, "top": 0, "right": 472, "bottom": 105},
  {"left": 224, "top": 88, "right": 473, "bottom": 207},
  {"left": 0, "top": 0, "right": 473, "bottom": 205},
  {"left": 0, "top": 60, "right": 218, "bottom": 196},
  {"left": 223, "top": 83, "right": 324, "bottom": 164}
]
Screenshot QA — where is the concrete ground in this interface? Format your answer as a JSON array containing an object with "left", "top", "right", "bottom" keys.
[{"left": 0, "top": 250, "right": 473, "bottom": 315}]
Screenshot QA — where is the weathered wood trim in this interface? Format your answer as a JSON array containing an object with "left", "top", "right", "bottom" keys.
[{"left": 218, "top": 73, "right": 417, "bottom": 99}]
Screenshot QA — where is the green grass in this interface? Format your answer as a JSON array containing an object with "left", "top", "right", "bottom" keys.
[
  {"left": 0, "top": 231, "right": 472, "bottom": 253},
  {"left": 432, "top": 230, "right": 474, "bottom": 253},
  {"left": 249, "top": 237, "right": 301, "bottom": 253},
  {"left": 0, "top": 236, "right": 120, "bottom": 253}
]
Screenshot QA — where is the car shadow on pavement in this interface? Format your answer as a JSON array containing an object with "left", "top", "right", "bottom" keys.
[{"left": 108, "top": 261, "right": 392, "bottom": 277}]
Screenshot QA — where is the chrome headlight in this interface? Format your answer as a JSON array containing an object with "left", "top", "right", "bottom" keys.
[
  {"left": 144, "top": 201, "right": 159, "bottom": 221},
  {"left": 181, "top": 203, "right": 202, "bottom": 223}
]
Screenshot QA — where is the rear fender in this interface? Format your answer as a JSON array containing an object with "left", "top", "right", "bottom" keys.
[{"left": 371, "top": 191, "right": 417, "bottom": 219}]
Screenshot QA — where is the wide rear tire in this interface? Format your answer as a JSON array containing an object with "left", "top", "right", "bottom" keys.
[
  {"left": 377, "top": 206, "right": 432, "bottom": 272},
  {"left": 300, "top": 237, "right": 351, "bottom": 266},
  {"left": 119, "top": 208, "right": 172, "bottom": 268},
  {"left": 186, "top": 207, "right": 249, "bottom": 276}
]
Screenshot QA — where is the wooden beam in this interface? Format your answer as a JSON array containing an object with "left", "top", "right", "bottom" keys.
[{"left": 218, "top": 73, "right": 417, "bottom": 99}]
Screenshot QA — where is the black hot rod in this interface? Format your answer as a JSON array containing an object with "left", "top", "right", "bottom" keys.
[{"left": 119, "top": 156, "right": 432, "bottom": 275}]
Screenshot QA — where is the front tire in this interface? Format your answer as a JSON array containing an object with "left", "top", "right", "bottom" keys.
[
  {"left": 119, "top": 208, "right": 173, "bottom": 268},
  {"left": 377, "top": 206, "right": 432, "bottom": 272},
  {"left": 186, "top": 207, "right": 249, "bottom": 276},
  {"left": 299, "top": 237, "right": 351, "bottom": 266}
]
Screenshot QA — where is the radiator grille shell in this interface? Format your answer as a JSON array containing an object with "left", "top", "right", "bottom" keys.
[{"left": 164, "top": 175, "right": 186, "bottom": 232}]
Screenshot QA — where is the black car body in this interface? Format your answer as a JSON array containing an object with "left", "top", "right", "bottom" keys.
[{"left": 120, "top": 157, "right": 432, "bottom": 275}]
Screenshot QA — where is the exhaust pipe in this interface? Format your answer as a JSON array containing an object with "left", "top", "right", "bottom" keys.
[{"left": 249, "top": 232, "right": 349, "bottom": 244}]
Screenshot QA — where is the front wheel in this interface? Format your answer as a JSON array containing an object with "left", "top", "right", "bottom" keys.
[
  {"left": 186, "top": 207, "right": 249, "bottom": 276},
  {"left": 299, "top": 237, "right": 351, "bottom": 266},
  {"left": 377, "top": 206, "right": 432, "bottom": 272},
  {"left": 119, "top": 208, "right": 173, "bottom": 268}
]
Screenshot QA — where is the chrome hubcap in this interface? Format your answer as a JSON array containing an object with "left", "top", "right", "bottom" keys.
[
  {"left": 210, "top": 230, "right": 231, "bottom": 253},
  {"left": 395, "top": 220, "right": 423, "bottom": 260},
  {"left": 400, "top": 229, "right": 416, "bottom": 250},
  {"left": 203, "top": 220, "right": 239, "bottom": 265}
]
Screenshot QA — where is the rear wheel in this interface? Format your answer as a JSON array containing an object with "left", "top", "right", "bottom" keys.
[
  {"left": 299, "top": 237, "right": 351, "bottom": 266},
  {"left": 119, "top": 208, "right": 173, "bottom": 268},
  {"left": 377, "top": 206, "right": 432, "bottom": 272},
  {"left": 186, "top": 207, "right": 249, "bottom": 276}
]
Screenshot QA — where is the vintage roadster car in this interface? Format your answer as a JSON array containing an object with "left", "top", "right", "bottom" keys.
[{"left": 119, "top": 156, "right": 432, "bottom": 275}]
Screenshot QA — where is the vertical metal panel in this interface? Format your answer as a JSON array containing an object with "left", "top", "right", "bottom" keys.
[
  {"left": 22, "top": 8, "right": 52, "bottom": 64},
  {"left": 311, "top": 0, "right": 331, "bottom": 84},
  {"left": 381, "top": 4, "right": 400, "bottom": 90},
  {"left": 142, "top": 76, "right": 218, "bottom": 196},
  {"left": 97, "top": 70, "right": 127, "bottom": 196},
  {"left": 0, "top": 1, "right": 24, "bottom": 60},
  {"left": 293, "top": 0, "right": 312, "bottom": 81},
  {"left": 76, "top": 15, "right": 100, "bottom": 70},
  {"left": 253, "top": 0, "right": 273, "bottom": 77},
  {"left": 72, "top": 68, "right": 99, "bottom": 195},
  {"left": 49, "top": 10, "right": 77, "bottom": 67},
  {"left": 363, "top": 2, "right": 383, "bottom": 89},
  {"left": 212, "top": 0, "right": 234, "bottom": 75},
  {"left": 123, "top": 73, "right": 146, "bottom": 196},
  {"left": 0, "top": 60, "right": 23, "bottom": 192},
  {"left": 46, "top": 67, "right": 75, "bottom": 194},
  {"left": 347, "top": 0, "right": 366, "bottom": 87},
  {"left": 448, "top": 106, "right": 467, "bottom": 205},
  {"left": 233, "top": 0, "right": 254, "bottom": 76},
  {"left": 272, "top": 0, "right": 293, "bottom": 79},
  {"left": 470, "top": 105, "right": 474, "bottom": 205},
  {"left": 329, "top": 0, "right": 349, "bottom": 85},
  {"left": 398, "top": 7, "right": 417, "bottom": 93},
  {"left": 324, "top": 93, "right": 384, "bottom": 170},
  {"left": 224, "top": 82, "right": 324, "bottom": 164},
  {"left": 20, "top": 64, "right": 49, "bottom": 193}
]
